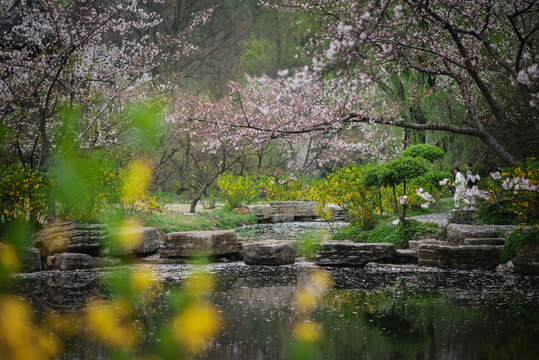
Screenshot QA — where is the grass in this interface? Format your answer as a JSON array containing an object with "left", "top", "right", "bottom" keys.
[
  {"left": 143, "top": 206, "right": 256, "bottom": 233},
  {"left": 332, "top": 219, "right": 444, "bottom": 248}
]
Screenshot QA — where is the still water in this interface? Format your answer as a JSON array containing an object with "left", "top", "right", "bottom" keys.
[{"left": 12, "top": 262, "right": 539, "bottom": 359}]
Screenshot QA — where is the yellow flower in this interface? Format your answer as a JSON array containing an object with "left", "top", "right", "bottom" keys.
[
  {"left": 0, "top": 244, "right": 20, "bottom": 273},
  {"left": 0, "top": 296, "right": 60, "bottom": 360},
  {"left": 293, "top": 320, "right": 322, "bottom": 343},
  {"left": 172, "top": 303, "right": 221, "bottom": 354},
  {"left": 86, "top": 299, "right": 136, "bottom": 350},
  {"left": 130, "top": 266, "right": 158, "bottom": 293}
]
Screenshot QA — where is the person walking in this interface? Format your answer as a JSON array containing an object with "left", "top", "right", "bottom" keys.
[{"left": 453, "top": 167, "right": 467, "bottom": 208}]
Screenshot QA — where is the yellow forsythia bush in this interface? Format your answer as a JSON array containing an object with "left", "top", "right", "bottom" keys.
[
  {"left": 0, "top": 163, "right": 49, "bottom": 226},
  {"left": 217, "top": 172, "right": 257, "bottom": 209}
]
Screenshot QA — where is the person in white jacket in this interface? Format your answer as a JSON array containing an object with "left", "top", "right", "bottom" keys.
[{"left": 453, "top": 167, "right": 468, "bottom": 208}]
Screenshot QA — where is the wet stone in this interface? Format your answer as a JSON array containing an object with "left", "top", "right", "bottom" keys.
[
  {"left": 316, "top": 241, "right": 396, "bottom": 266},
  {"left": 417, "top": 243, "right": 503, "bottom": 269},
  {"left": 391, "top": 249, "right": 418, "bottom": 264},
  {"left": 160, "top": 230, "right": 238, "bottom": 258},
  {"left": 512, "top": 243, "right": 539, "bottom": 275},
  {"left": 243, "top": 241, "right": 296, "bottom": 265}
]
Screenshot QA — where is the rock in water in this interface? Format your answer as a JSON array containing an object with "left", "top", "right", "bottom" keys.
[
  {"left": 33, "top": 221, "right": 107, "bottom": 255},
  {"left": 242, "top": 241, "right": 296, "bottom": 265},
  {"left": 417, "top": 243, "right": 503, "bottom": 269},
  {"left": 316, "top": 241, "right": 395, "bottom": 266},
  {"left": 512, "top": 244, "right": 539, "bottom": 275},
  {"left": 160, "top": 230, "right": 237, "bottom": 258}
]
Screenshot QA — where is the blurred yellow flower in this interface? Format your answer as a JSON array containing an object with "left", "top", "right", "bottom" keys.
[
  {"left": 86, "top": 299, "right": 136, "bottom": 350},
  {"left": 172, "top": 303, "right": 221, "bottom": 354},
  {"left": 184, "top": 270, "right": 214, "bottom": 297},
  {"left": 293, "top": 320, "right": 322, "bottom": 343},
  {"left": 116, "top": 221, "right": 143, "bottom": 252},
  {"left": 0, "top": 296, "right": 60, "bottom": 360},
  {"left": 131, "top": 266, "right": 158, "bottom": 293},
  {"left": 0, "top": 244, "right": 20, "bottom": 273}
]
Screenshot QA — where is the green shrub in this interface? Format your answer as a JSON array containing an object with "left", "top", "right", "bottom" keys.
[
  {"left": 500, "top": 228, "right": 539, "bottom": 262},
  {"left": 333, "top": 219, "right": 443, "bottom": 248},
  {"left": 332, "top": 224, "right": 369, "bottom": 242},
  {"left": 402, "top": 144, "right": 444, "bottom": 162},
  {"left": 297, "top": 230, "right": 325, "bottom": 261}
]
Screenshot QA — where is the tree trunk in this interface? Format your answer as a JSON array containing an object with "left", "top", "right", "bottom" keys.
[{"left": 392, "top": 184, "right": 400, "bottom": 220}]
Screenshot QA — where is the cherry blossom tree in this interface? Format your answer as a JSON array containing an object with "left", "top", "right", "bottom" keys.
[
  {"left": 0, "top": 0, "right": 212, "bottom": 170},
  {"left": 272, "top": 0, "right": 539, "bottom": 166},
  {"left": 172, "top": 74, "right": 401, "bottom": 174},
  {"left": 184, "top": 0, "right": 536, "bottom": 166}
]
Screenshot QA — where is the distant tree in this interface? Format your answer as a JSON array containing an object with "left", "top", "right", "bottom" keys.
[{"left": 0, "top": 0, "right": 212, "bottom": 169}]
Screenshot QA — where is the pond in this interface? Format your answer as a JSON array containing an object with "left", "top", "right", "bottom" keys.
[{"left": 9, "top": 222, "right": 539, "bottom": 359}]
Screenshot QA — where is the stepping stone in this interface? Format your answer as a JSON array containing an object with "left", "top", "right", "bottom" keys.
[
  {"left": 462, "top": 238, "right": 506, "bottom": 246},
  {"left": 316, "top": 241, "right": 395, "bottom": 266},
  {"left": 417, "top": 243, "right": 503, "bottom": 269},
  {"left": 243, "top": 241, "right": 296, "bottom": 265},
  {"left": 160, "top": 230, "right": 237, "bottom": 258}
]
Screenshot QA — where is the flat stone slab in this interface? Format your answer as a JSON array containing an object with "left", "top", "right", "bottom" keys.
[
  {"left": 446, "top": 224, "right": 524, "bottom": 244},
  {"left": 33, "top": 221, "right": 107, "bottom": 255},
  {"left": 247, "top": 204, "right": 273, "bottom": 221},
  {"left": 269, "top": 201, "right": 316, "bottom": 218},
  {"left": 446, "top": 224, "right": 500, "bottom": 244},
  {"left": 409, "top": 239, "right": 445, "bottom": 252},
  {"left": 160, "top": 230, "right": 237, "bottom": 258},
  {"left": 417, "top": 243, "right": 503, "bottom": 269},
  {"left": 463, "top": 238, "right": 506, "bottom": 246},
  {"left": 243, "top": 241, "right": 296, "bottom": 265},
  {"left": 316, "top": 241, "right": 396, "bottom": 266},
  {"left": 107, "top": 226, "right": 160, "bottom": 256}
]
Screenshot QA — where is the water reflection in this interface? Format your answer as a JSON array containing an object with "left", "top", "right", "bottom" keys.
[{"left": 11, "top": 263, "right": 539, "bottom": 359}]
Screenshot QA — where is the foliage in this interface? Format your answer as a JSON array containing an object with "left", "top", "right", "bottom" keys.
[
  {"left": 378, "top": 156, "right": 430, "bottom": 187},
  {"left": 402, "top": 144, "right": 444, "bottom": 162},
  {"left": 257, "top": 174, "right": 314, "bottom": 202},
  {"left": 314, "top": 164, "right": 377, "bottom": 230},
  {"left": 297, "top": 230, "right": 327, "bottom": 261},
  {"left": 476, "top": 158, "right": 539, "bottom": 226},
  {"left": 217, "top": 173, "right": 258, "bottom": 209},
  {"left": 500, "top": 228, "right": 539, "bottom": 263},
  {"left": 0, "top": 163, "right": 50, "bottom": 231}
]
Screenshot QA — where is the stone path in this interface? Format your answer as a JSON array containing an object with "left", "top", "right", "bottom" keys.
[{"left": 392, "top": 211, "right": 453, "bottom": 227}]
